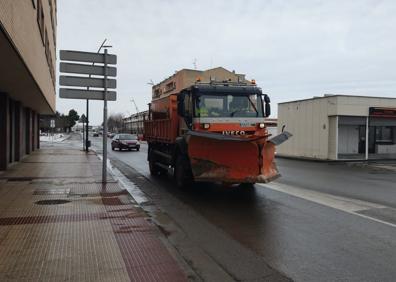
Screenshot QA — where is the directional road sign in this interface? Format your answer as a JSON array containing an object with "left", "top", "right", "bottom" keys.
[
  {"left": 60, "top": 62, "right": 117, "bottom": 77},
  {"left": 59, "top": 89, "right": 116, "bottom": 101},
  {"left": 60, "top": 50, "right": 117, "bottom": 64},
  {"left": 60, "top": 76, "right": 116, "bottom": 89},
  {"left": 59, "top": 47, "right": 117, "bottom": 184},
  {"left": 59, "top": 49, "right": 117, "bottom": 101}
]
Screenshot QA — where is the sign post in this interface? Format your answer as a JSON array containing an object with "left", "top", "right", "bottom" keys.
[
  {"left": 50, "top": 119, "right": 55, "bottom": 144},
  {"left": 59, "top": 48, "right": 117, "bottom": 183},
  {"left": 102, "top": 48, "right": 108, "bottom": 183},
  {"left": 86, "top": 99, "right": 89, "bottom": 151},
  {"left": 82, "top": 120, "right": 85, "bottom": 150}
]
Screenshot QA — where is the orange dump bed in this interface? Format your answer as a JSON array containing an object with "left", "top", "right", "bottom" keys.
[
  {"left": 144, "top": 119, "right": 177, "bottom": 143},
  {"left": 144, "top": 94, "right": 178, "bottom": 143}
]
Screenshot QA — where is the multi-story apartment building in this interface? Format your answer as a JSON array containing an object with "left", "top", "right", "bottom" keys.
[
  {"left": 152, "top": 67, "right": 249, "bottom": 100},
  {"left": 123, "top": 110, "right": 149, "bottom": 135},
  {"left": 0, "top": 0, "right": 57, "bottom": 170}
]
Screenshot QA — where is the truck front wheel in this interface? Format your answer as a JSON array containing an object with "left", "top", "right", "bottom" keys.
[
  {"left": 148, "top": 148, "right": 160, "bottom": 176},
  {"left": 148, "top": 148, "right": 166, "bottom": 176},
  {"left": 240, "top": 183, "right": 255, "bottom": 189},
  {"left": 174, "top": 154, "right": 193, "bottom": 188},
  {"left": 149, "top": 159, "right": 160, "bottom": 176}
]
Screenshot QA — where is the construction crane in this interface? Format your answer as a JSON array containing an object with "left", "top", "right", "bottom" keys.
[
  {"left": 130, "top": 98, "right": 141, "bottom": 135},
  {"left": 130, "top": 98, "right": 139, "bottom": 114}
]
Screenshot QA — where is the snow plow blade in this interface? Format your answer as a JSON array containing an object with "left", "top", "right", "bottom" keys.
[{"left": 187, "top": 131, "right": 292, "bottom": 184}]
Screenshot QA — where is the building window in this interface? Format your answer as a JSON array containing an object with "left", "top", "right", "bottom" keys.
[
  {"left": 37, "top": 0, "right": 45, "bottom": 45},
  {"left": 154, "top": 88, "right": 161, "bottom": 97},
  {"left": 164, "top": 81, "right": 176, "bottom": 93},
  {"left": 375, "top": 126, "right": 394, "bottom": 144},
  {"left": 44, "top": 27, "right": 55, "bottom": 86},
  {"left": 49, "top": 0, "right": 56, "bottom": 50}
]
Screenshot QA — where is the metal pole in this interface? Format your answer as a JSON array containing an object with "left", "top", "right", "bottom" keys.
[
  {"left": 86, "top": 99, "right": 89, "bottom": 151},
  {"left": 85, "top": 39, "right": 107, "bottom": 153},
  {"left": 102, "top": 48, "right": 108, "bottom": 183},
  {"left": 82, "top": 121, "right": 85, "bottom": 150},
  {"left": 365, "top": 116, "right": 369, "bottom": 160}
]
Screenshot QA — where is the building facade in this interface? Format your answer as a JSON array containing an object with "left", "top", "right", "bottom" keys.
[
  {"left": 0, "top": 0, "right": 57, "bottom": 170},
  {"left": 265, "top": 118, "right": 278, "bottom": 137},
  {"left": 277, "top": 95, "right": 396, "bottom": 160},
  {"left": 152, "top": 67, "right": 250, "bottom": 100},
  {"left": 123, "top": 110, "right": 149, "bottom": 135}
]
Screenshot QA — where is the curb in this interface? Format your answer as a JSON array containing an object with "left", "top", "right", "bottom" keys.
[{"left": 90, "top": 146, "right": 199, "bottom": 281}]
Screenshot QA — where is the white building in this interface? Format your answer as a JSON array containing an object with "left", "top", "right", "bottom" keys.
[
  {"left": 265, "top": 118, "right": 278, "bottom": 138},
  {"left": 277, "top": 95, "right": 396, "bottom": 160}
]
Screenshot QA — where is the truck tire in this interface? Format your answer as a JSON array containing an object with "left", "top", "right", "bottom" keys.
[
  {"left": 148, "top": 149, "right": 160, "bottom": 176},
  {"left": 174, "top": 154, "right": 193, "bottom": 188},
  {"left": 148, "top": 148, "right": 166, "bottom": 176},
  {"left": 149, "top": 159, "right": 160, "bottom": 176},
  {"left": 240, "top": 183, "right": 255, "bottom": 189}
]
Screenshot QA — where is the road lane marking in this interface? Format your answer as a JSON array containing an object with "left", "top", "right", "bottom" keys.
[{"left": 259, "top": 182, "right": 396, "bottom": 229}]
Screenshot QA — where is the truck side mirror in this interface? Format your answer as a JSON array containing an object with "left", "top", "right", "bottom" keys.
[
  {"left": 263, "top": 94, "right": 271, "bottom": 117},
  {"left": 177, "top": 94, "right": 185, "bottom": 117}
]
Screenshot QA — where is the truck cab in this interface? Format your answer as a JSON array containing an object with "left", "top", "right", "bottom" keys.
[{"left": 177, "top": 82, "right": 271, "bottom": 137}]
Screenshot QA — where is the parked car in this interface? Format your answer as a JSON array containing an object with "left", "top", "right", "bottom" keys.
[
  {"left": 111, "top": 134, "right": 140, "bottom": 151},
  {"left": 93, "top": 132, "right": 99, "bottom": 137}
]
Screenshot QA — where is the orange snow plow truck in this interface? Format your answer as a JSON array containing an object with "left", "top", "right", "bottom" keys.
[{"left": 144, "top": 76, "right": 291, "bottom": 187}]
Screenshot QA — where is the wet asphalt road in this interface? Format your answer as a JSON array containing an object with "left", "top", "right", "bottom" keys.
[
  {"left": 86, "top": 134, "right": 396, "bottom": 282},
  {"left": 276, "top": 158, "right": 396, "bottom": 209}
]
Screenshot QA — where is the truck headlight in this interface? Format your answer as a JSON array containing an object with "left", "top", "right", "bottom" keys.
[
  {"left": 259, "top": 123, "right": 265, "bottom": 128},
  {"left": 202, "top": 123, "right": 210, "bottom": 129}
]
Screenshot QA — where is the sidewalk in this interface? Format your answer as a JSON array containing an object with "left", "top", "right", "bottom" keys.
[
  {"left": 0, "top": 144, "right": 188, "bottom": 281},
  {"left": 40, "top": 133, "right": 71, "bottom": 143}
]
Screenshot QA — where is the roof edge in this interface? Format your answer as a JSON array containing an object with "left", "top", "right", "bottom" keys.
[{"left": 278, "top": 94, "right": 396, "bottom": 105}]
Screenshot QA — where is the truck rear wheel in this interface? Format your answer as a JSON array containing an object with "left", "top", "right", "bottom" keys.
[{"left": 174, "top": 154, "right": 193, "bottom": 188}]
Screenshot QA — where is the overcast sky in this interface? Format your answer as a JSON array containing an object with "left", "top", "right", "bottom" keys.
[{"left": 57, "top": 0, "right": 396, "bottom": 125}]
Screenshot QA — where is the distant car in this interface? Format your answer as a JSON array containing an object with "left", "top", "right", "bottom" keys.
[
  {"left": 93, "top": 132, "right": 99, "bottom": 137},
  {"left": 111, "top": 134, "right": 140, "bottom": 151}
]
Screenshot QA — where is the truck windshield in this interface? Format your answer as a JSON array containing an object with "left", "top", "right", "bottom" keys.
[{"left": 195, "top": 94, "right": 263, "bottom": 118}]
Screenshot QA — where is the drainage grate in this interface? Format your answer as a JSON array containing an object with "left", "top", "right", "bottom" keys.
[
  {"left": 35, "top": 199, "right": 71, "bottom": 205},
  {"left": 34, "top": 188, "right": 70, "bottom": 195},
  {"left": 68, "top": 193, "right": 89, "bottom": 198}
]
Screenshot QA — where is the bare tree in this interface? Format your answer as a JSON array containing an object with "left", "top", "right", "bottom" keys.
[{"left": 107, "top": 113, "right": 124, "bottom": 133}]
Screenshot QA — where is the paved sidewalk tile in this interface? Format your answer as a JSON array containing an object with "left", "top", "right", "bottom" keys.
[{"left": 0, "top": 146, "right": 187, "bottom": 282}]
